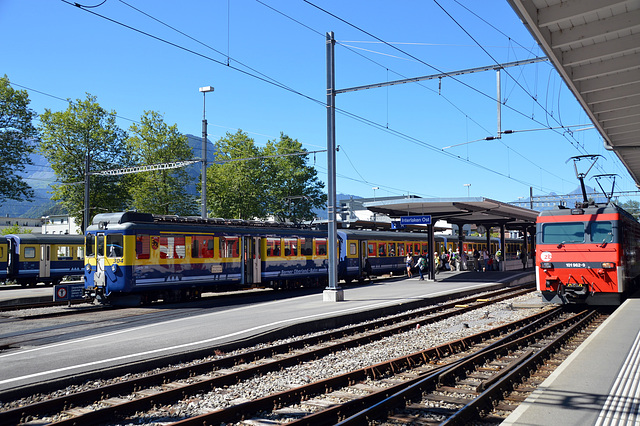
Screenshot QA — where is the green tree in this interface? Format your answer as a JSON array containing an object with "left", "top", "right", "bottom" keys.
[
  {"left": 0, "top": 75, "right": 38, "bottom": 204},
  {"left": 126, "top": 111, "right": 197, "bottom": 215},
  {"left": 263, "top": 133, "right": 326, "bottom": 222},
  {"left": 620, "top": 199, "right": 640, "bottom": 221},
  {"left": 206, "top": 130, "right": 267, "bottom": 219},
  {"left": 38, "top": 94, "right": 131, "bottom": 230},
  {"left": 1, "top": 224, "right": 32, "bottom": 235}
]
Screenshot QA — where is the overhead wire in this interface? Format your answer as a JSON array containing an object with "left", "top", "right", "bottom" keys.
[{"left": 62, "top": 0, "right": 608, "bottom": 196}]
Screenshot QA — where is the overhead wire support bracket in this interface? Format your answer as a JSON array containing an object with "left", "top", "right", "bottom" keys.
[
  {"left": 92, "top": 160, "right": 200, "bottom": 176},
  {"left": 334, "top": 57, "right": 548, "bottom": 94}
]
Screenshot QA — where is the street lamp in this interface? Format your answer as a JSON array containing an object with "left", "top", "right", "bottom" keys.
[
  {"left": 463, "top": 183, "right": 471, "bottom": 197},
  {"left": 372, "top": 186, "right": 379, "bottom": 202},
  {"left": 199, "top": 86, "right": 214, "bottom": 219}
]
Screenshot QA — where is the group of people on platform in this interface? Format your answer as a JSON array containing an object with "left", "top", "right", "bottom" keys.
[{"left": 404, "top": 247, "right": 528, "bottom": 279}]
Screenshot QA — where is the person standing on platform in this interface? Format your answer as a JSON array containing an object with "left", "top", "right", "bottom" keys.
[
  {"left": 473, "top": 249, "right": 480, "bottom": 272},
  {"left": 406, "top": 253, "right": 414, "bottom": 278},
  {"left": 416, "top": 253, "right": 426, "bottom": 280},
  {"left": 482, "top": 248, "right": 489, "bottom": 272}
]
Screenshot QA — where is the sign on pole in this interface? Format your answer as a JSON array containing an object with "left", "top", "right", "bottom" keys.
[{"left": 400, "top": 215, "right": 432, "bottom": 225}]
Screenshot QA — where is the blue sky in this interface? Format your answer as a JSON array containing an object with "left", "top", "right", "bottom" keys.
[{"left": 2, "top": 0, "right": 635, "bottom": 205}]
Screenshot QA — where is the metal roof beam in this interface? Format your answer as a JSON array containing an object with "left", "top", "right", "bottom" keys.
[
  {"left": 562, "top": 33, "right": 640, "bottom": 67},
  {"left": 592, "top": 94, "right": 640, "bottom": 114},
  {"left": 550, "top": 8, "right": 640, "bottom": 49},
  {"left": 578, "top": 68, "right": 639, "bottom": 93},
  {"left": 586, "top": 82, "right": 640, "bottom": 104},
  {"left": 597, "top": 105, "right": 640, "bottom": 122},
  {"left": 572, "top": 54, "right": 640, "bottom": 81},
  {"left": 538, "top": 0, "right": 629, "bottom": 28}
]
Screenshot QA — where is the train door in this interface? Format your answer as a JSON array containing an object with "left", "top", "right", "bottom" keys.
[
  {"left": 94, "top": 233, "right": 106, "bottom": 288},
  {"left": 360, "top": 240, "right": 368, "bottom": 276},
  {"left": 39, "top": 244, "right": 51, "bottom": 279},
  {"left": 242, "top": 237, "right": 261, "bottom": 285}
]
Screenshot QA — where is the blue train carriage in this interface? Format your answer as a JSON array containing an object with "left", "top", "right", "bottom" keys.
[
  {"left": 0, "top": 239, "right": 8, "bottom": 283},
  {"left": 84, "top": 212, "right": 334, "bottom": 304},
  {"left": 340, "top": 230, "right": 431, "bottom": 280},
  {"left": 5, "top": 233, "right": 84, "bottom": 286}
]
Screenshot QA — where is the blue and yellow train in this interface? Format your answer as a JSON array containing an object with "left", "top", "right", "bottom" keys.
[
  {"left": 2, "top": 234, "right": 85, "bottom": 286},
  {"left": 83, "top": 212, "right": 523, "bottom": 304}
]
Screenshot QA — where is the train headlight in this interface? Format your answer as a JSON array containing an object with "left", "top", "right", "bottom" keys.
[
  {"left": 540, "top": 262, "right": 553, "bottom": 269},
  {"left": 111, "top": 263, "right": 118, "bottom": 273},
  {"left": 86, "top": 264, "right": 92, "bottom": 273},
  {"left": 601, "top": 262, "right": 615, "bottom": 269}
]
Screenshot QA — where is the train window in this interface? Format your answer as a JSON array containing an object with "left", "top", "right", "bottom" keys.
[
  {"left": 136, "top": 234, "right": 151, "bottom": 259},
  {"left": 421, "top": 243, "right": 429, "bottom": 255},
  {"left": 368, "top": 243, "right": 376, "bottom": 257},
  {"left": 76, "top": 247, "right": 84, "bottom": 260},
  {"left": 24, "top": 246, "right": 36, "bottom": 259},
  {"left": 86, "top": 234, "right": 95, "bottom": 257},
  {"left": 590, "top": 222, "right": 613, "bottom": 244},
  {"left": 398, "top": 243, "right": 405, "bottom": 256},
  {"left": 378, "top": 244, "right": 386, "bottom": 257},
  {"left": 542, "top": 222, "right": 584, "bottom": 244},
  {"left": 57, "top": 246, "right": 72, "bottom": 260},
  {"left": 388, "top": 243, "right": 396, "bottom": 256},
  {"left": 266, "top": 238, "right": 281, "bottom": 257},
  {"left": 107, "top": 234, "right": 124, "bottom": 258},
  {"left": 316, "top": 239, "right": 327, "bottom": 256},
  {"left": 349, "top": 242, "right": 357, "bottom": 256},
  {"left": 284, "top": 238, "right": 297, "bottom": 256},
  {"left": 96, "top": 234, "right": 105, "bottom": 257},
  {"left": 159, "top": 236, "right": 184, "bottom": 259},
  {"left": 300, "top": 238, "right": 313, "bottom": 256},
  {"left": 191, "top": 236, "right": 215, "bottom": 258},
  {"left": 220, "top": 237, "right": 239, "bottom": 258}
]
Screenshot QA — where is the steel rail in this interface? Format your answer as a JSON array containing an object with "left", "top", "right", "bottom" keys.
[
  {"left": 334, "top": 309, "right": 597, "bottom": 425},
  {"left": 168, "top": 307, "right": 562, "bottom": 426},
  {"left": 0, "top": 286, "right": 532, "bottom": 425}
]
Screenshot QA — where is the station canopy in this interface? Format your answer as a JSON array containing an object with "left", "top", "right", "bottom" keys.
[
  {"left": 508, "top": 0, "right": 640, "bottom": 186},
  {"left": 364, "top": 197, "right": 539, "bottom": 228}
]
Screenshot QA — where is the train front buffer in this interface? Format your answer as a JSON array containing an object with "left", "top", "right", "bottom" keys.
[{"left": 537, "top": 247, "right": 620, "bottom": 305}]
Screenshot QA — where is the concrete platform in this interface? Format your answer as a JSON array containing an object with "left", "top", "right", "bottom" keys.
[{"left": 503, "top": 295, "right": 640, "bottom": 426}]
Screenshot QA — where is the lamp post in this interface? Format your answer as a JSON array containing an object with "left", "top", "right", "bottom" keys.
[
  {"left": 463, "top": 183, "right": 471, "bottom": 197},
  {"left": 199, "top": 86, "right": 214, "bottom": 219},
  {"left": 372, "top": 186, "right": 379, "bottom": 202}
]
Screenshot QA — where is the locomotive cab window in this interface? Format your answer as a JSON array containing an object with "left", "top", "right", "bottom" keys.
[
  {"left": 589, "top": 222, "right": 613, "bottom": 244},
  {"left": 107, "top": 234, "right": 124, "bottom": 258},
  {"left": 86, "top": 234, "right": 95, "bottom": 257},
  {"left": 541, "top": 222, "right": 584, "bottom": 244},
  {"left": 97, "top": 234, "right": 105, "bottom": 257}
]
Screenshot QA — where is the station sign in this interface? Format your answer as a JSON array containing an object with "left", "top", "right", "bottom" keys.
[
  {"left": 400, "top": 215, "right": 432, "bottom": 225},
  {"left": 54, "top": 283, "right": 85, "bottom": 301}
]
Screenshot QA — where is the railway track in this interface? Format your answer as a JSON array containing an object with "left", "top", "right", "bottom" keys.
[
  {"left": 0, "top": 285, "right": 537, "bottom": 425},
  {"left": 168, "top": 308, "right": 603, "bottom": 425}
]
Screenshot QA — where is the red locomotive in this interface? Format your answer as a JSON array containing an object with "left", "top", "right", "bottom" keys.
[{"left": 536, "top": 202, "right": 640, "bottom": 305}]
